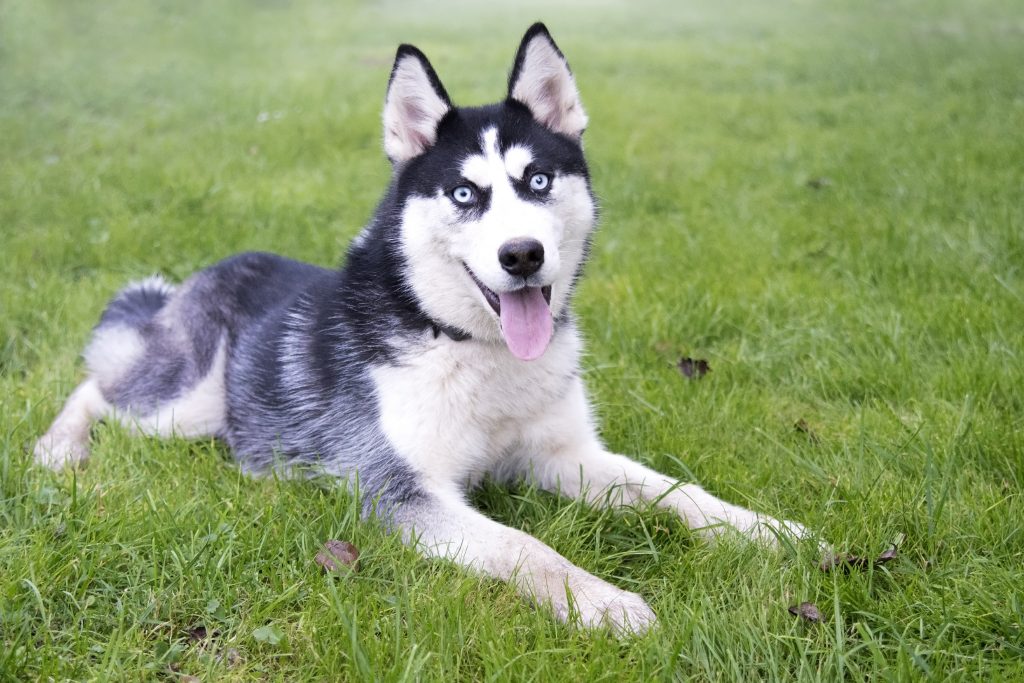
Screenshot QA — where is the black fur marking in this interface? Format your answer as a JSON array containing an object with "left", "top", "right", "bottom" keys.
[
  {"left": 398, "top": 103, "right": 588, "bottom": 204},
  {"left": 511, "top": 173, "right": 555, "bottom": 205},
  {"left": 451, "top": 183, "right": 493, "bottom": 221},
  {"left": 432, "top": 323, "right": 471, "bottom": 342}
]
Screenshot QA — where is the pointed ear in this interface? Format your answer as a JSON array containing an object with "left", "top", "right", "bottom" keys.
[
  {"left": 507, "top": 23, "right": 587, "bottom": 140},
  {"left": 383, "top": 45, "right": 453, "bottom": 164}
]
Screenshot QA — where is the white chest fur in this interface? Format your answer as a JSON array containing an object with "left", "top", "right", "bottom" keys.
[{"left": 371, "top": 326, "right": 584, "bottom": 492}]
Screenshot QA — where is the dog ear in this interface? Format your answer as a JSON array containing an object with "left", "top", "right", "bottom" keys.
[
  {"left": 383, "top": 45, "right": 453, "bottom": 164},
  {"left": 507, "top": 23, "right": 587, "bottom": 140}
]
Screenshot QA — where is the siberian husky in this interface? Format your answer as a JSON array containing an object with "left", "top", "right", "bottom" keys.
[{"left": 35, "top": 24, "right": 809, "bottom": 634}]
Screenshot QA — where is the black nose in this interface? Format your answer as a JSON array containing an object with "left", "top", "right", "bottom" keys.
[{"left": 498, "top": 238, "right": 545, "bottom": 278}]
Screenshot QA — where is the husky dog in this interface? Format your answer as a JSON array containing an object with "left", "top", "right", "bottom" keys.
[{"left": 35, "top": 24, "right": 809, "bottom": 634}]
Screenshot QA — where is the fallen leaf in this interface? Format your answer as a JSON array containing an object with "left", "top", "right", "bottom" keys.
[
  {"left": 821, "top": 553, "right": 866, "bottom": 572},
  {"left": 788, "top": 601, "right": 824, "bottom": 624},
  {"left": 316, "top": 539, "right": 360, "bottom": 573},
  {"left": 677, "top": 357, "right": 710, "bottom": 380},
  {"left": 875, "top": 544, "right": 898, "bottom": 564},
  {"left": 820, "top": 542, "right": 901, "bottom": 573},
  {"left": 186, "top": 625, "right": 216, "bottom": 642}
]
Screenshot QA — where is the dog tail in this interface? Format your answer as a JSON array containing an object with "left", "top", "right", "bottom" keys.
[{"left": 97, "top": 275, "right": 176, "bottom": 328}]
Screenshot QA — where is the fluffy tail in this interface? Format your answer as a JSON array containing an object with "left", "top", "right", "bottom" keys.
[
  {"left": 86, "top": 276, "right": 177, "bottom": 391},
  {"left": 97, "top": 275, "right": 176, "bottom": 328}
]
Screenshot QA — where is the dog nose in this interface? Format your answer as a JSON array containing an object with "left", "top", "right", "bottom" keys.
[{"left": 498, "top": 238, "right": 545, "bottom": 278}]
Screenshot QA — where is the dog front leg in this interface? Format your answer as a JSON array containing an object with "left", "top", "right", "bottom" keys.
[
  {"left": 390, "top": 490, "right": 656, "bottom": 634},
  {"left": 526, "top": 444, "right": 808, "bottom": 544}
]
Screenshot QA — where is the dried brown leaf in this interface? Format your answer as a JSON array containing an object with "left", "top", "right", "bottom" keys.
[
  {"left": 820, "top": 543, "right": 900, "bottom": 573},
  {"left": 788, "top": 601, "right": 824, "bottom": 624},
  {"left": 820, "top": 553, "right": 868, "bottom": 573},
  {"left": 875, "top": 544, "right": 898, "bottom": 564},
  {"left": 316, "top": 539, "right": 360, "bottom": 573},
  {"left": 186, "top": 625, "right": 217, "bottom": 642},
  {"left": 677, "top": 357, "right": 710, "bottom": 380}
]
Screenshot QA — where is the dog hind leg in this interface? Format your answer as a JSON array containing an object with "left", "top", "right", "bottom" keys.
[
  {"left": 33, "top": 276, "right": 182, "bottom": 469},
  {"left": 33, "top": 378, "right": 111, "bottom": 469}
]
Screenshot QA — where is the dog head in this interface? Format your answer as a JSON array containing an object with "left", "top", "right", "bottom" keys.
[{"left": 382, "top": 23, "right": 596, "bottom": 361}]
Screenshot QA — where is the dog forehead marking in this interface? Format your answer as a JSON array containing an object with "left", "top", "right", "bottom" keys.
[
  {"left": 460, "top": 155, "right": 492, "bottom": 189},
  {"left": 504, "top": 145, "right": 533, "bottom": 180},
  {"left": 482, "top": 127, "right": 500, "bottom": 157},
  {"left": 459, "top": 128, "right": 534, "bottom": 189}
]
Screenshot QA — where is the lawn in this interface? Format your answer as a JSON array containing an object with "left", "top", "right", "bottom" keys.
[{"left": 2, "top": 0, "right": 1023, "bottom": 679}]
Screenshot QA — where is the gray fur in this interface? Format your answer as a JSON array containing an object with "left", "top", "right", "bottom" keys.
[
  {"left": 35, "top": 26, "right": 816, "bottom": 635},
  {"left": 87, "top": 252, "right": 424, "bottom": 513}
]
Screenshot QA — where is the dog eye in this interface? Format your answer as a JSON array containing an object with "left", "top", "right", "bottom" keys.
[
  {"left": 529, "top": 172, "right": 550, "bottom": 192},
  {"left": 451, "top": 185, "right": 476, "bottom": 205}
]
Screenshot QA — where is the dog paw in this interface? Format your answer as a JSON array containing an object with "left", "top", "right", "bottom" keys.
[
  {"left": 592, "top": 589, "right": 657, "bottom": 636},
  {"left": 723, "top": 511, "right": 834, "bottom": 557},
  {"left": 33, "top": 433, "right": 89, "bottom": 470},
  {"left": 566, "top": 578, "right": 657, "bottom": 636},
  {"left": 694, "top": 502, "right": 818, "bottom": 547}
]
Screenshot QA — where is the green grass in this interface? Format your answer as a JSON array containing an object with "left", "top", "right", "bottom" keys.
[{"left": 3, "top": 0, "right": 1023, "bottom": 679}]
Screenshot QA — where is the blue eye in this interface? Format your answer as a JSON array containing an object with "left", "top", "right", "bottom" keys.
[
  {"left": 452, "top": 185, "right": 476, "bottom": 205},
  {"left": 529, "top": 172, "right": 551, "bottom": 192}
]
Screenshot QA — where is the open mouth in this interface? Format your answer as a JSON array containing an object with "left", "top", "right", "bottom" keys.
[
  {"left": 464, "top": 265, "right": 551, "bottom": 315},
  {"left": 463, "top": 264, "right": 554, "bottom": 361}
]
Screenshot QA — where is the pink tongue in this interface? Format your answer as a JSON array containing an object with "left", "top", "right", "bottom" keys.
[{"left": 498, "top": 287, "right": 553, "bottom": 361}]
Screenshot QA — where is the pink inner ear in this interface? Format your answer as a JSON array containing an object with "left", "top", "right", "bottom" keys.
[
  {"left": 401, "top": 101, "right": 434, "bottom": 150},
  {"left": 540, "top": 77, "right": 560, "bottom": 103},
  {"left": 402, "top": 100, "right": 430, "bottom": 124},
  {"left": 408, "top": 128, "right": 430, "bottom": 152},
  {"left": 538, "top": 78, "right": 563, "bottom": 129},
  {"left": 510, "top": 42, "right": 586, "bottom": 139}
]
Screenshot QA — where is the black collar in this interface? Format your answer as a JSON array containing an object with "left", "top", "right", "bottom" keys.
[{"left": 431, "top": 322, "right": 471, "bottom": 342}]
